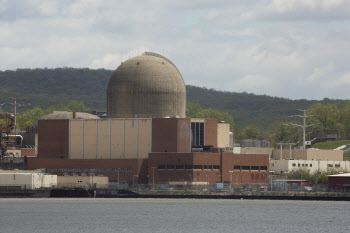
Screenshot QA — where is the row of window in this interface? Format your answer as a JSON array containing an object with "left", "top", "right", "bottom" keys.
[
  {"left": 158, "top": 165, "right": 220, "bottom": 170},
  {"left": 233, "top": 166, "right": 267, "bottom": 171},
  {"left": 291, "top": 163, "right": 341, "bottom": 168},
  {"left": 46, "top": 168, "right": 133, "bottom": 172}
]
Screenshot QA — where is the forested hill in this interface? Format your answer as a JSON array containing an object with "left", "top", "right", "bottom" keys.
[{"left": 0, "top": 68, "right": 347, "bottom": 129}]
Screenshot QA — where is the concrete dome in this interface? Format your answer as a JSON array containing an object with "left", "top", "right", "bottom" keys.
[
  {"left": 107, "top": 52, "right": 186, "bottom": 118},
  {"left": 39, "top": 111, "right": 99, "bottom": 120}
]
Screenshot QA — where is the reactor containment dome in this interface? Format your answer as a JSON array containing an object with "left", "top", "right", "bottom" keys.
[{"left": 107, "top": 52, "right": 186, "bottom": 118}]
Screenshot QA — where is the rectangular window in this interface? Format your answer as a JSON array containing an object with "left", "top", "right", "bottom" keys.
[
  {"left": 335, "top": 164, "right": 340, "bottom": 168},
  {"left": 213, "top": 165, "right": 220, "bottom": 170},
  {"left": 305, "top": 164, "right": 308, "bottom": 167},
  {"left": 176, "top": 165, "right": 184, "bottom": 170},
  {"left": 292, "top": 163, "right": 296, "bottom": 167},
  {"left": 302, "top": 164, "right": 304, "bottom": 167},
  {"left": 204, "top": 165, "right": 212, "bottom": 170},
  {"left": 327, "top": 164, "right": 333, "bottom": 168},
  {"left": 251, "top": 166, "right": 259, "bottom": 170},
  {"left": 310, "top": 164, "right": 312, "bottom": 167},
  {"left": 260, "top": 166, "right": 267, "bottom": 171},
  {"left": 158, "top": 165, "right": 166, "bottom": 170},
  {"left": 185, "top": 165, "right": 194, "bottom": 170},
  {"left": 242, "top": 166, "right": 250, "bottom": 171},
  {"left": 298, "top": 164, "right": 300, "bottom": 167},
  {"left": 167, "top": 165, "right": 175, "bottom": 170},
  {"left": 234, "top": 165, "right": 241, "bottom": 170},
  {"left": 194, "top": 165, "right": 202, "bottom": 170}
]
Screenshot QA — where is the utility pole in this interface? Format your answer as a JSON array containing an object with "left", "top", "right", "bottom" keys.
[{"left": 288, "top": 110, "right": 317, "bottom": 149}]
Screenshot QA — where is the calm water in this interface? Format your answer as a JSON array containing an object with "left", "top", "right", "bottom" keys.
[{"left": 0, "top": 198, "right": 348, "bottom": 233}]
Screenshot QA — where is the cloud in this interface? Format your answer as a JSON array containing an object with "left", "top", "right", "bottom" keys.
[{"left": 0, "top": 0, "right": 350, "bottom": 100}]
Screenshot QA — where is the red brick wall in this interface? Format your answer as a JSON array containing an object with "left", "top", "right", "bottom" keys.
[
  {"left": 204, "top": 119, "right": 218, "bottom": 147},
  {"left": 37, "top": 120, "right": 69, "bottom": 158},
  {"left": 26, "top": 158, "right": 148, "bottom": 183},
  {"left": 328, "top": 176, "right": 350, "bottom": 190},
  {"left": 222, "top": 153, "right": 269, "bottom": 184},
  {"left": 148, "top": 152, "right": 221, "bottom": 184},
  {"left": 152, "top": 118, "right": 191, "bottom": 153},
  {"left": 152, "top": 118, "right": 178, "bottom": 152}
]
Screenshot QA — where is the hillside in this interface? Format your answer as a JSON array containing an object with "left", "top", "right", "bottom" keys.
[{"left": 0, "top": 68, "right": 348, "bottom": 130}]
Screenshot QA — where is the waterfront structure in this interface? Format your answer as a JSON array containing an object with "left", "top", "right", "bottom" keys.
[
  {"left": 0, "top": 172, "right": 57, "bottom": 190},
  {"left": 23, "top": 52, "right": 269, "bottom": 185}
]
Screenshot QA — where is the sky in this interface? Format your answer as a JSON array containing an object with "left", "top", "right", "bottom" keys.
[{"left": 1, "top": 0, "right": 350, "bottom": 100}]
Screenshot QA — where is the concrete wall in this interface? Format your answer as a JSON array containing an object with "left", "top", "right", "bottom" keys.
[
  {"left": 0, "top": 173, "right": 57, "bottom": 189},
  {"left": 57, "top": 176, "right": 109, "bottom": 188},
  {"left": 271, "top": 149, "right": 343, "bottom": 161},
  {"left": 270, "top": 160, "right": 350, "bottom": 174},
  {"left": 204, "top": 119, "right": 217, "bottom": 147},
  {"left": 239, "top": 147, "right": 273, "bottom": 157},
  {"left": 69, "top": 119, "right": 152, "bottom": 159},
  {"left": 217, "top": 123, "right": 230, "bottom": 148},
  {"left": 26, "top": 158, "right": 148, "bottom": 184}
]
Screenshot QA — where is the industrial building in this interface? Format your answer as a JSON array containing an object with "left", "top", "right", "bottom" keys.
[
  {"left": 23, "top": 52, "right": 270, "bottom": 186},
  {"left": 328, "top": 173, "right": 350, "bottom": 191}
]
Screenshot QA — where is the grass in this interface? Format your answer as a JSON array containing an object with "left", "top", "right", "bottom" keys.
[{"left": 312, "top": 140, "right": 350, "bottom": 150}]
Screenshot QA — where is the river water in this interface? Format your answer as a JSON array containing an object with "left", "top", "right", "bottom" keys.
[{"left": 0, "top": 198, "right": 348, "bottom": 233}]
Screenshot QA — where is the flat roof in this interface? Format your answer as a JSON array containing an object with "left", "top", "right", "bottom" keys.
[{"left": 327, "top": 173, "right": 350, "bottom": 177}]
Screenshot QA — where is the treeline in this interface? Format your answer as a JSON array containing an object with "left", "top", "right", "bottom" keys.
[
  {"left": 1, "top": 68, "right": 349, "bottom": 135},
  {"left": 14, "top": 101, "right": 86, "bottom": 129}
]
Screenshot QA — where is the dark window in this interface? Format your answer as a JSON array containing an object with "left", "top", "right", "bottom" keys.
[
  {"left": 158, "top": 165, "right": 166, "bottom": 170},
  {"left": 213, "top": 165, "right": 220, "bottom": 170},
  {"left": 298, "top": 164, "right": 300, "bottom": 167},
  {"left": 234, "top": 166, "right": 241, "bottom": 170},
  {"left": 310, "top": 164, "right": 312, "bottom": 167},
  {"left": 242, "top": 166, "right": 250, "bottom": 171},
  {"left": 292, "top": 163, "right": 296, "bottom": 167},
  {"left": 259, "top": 166, "right": 267, "bottom": 171},
  {"left": 203, "top": 165, "right": 212, "bottom": 170},
  {"left": 328, "top": 164, "right": 333, "bottom": 167},
  {"left": 191, "top": 122, "right": 205, "bottom": 147},
  {"left": 176, "top": 165, "right": 184, "bottom": 170},
  {"left": 185, "top": 165, "right": 194, "bottom": 170},
  {"left": 335, "top": 164, "right": 340, "bottom": 168},
  {"left": 167, "top": 165, "right": 175, "bottom": 170},
  {"left": 251, "top": 166, "right": 259, "bottom": 170},
  {"left": 194, "top": 165, "right": 202, "bottom": 170}
]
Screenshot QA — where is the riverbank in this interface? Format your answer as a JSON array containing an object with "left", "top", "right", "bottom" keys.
[{"left": 1, "top": 189, "right": 350, "bottom": 201}]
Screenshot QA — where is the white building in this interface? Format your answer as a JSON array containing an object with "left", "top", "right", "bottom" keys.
[
  {"left": 0, "top": 173, "right": 57, "bottom": 190},
  {"left": 270, "top": 159, "right": 350, "bottom": 174}
]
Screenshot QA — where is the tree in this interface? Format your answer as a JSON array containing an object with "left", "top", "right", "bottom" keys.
[{"left": 237, "top": 125, "right": 263, "bottom": 141}]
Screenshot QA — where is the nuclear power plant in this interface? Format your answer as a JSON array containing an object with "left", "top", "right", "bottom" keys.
[{"left": 24, "top": 52, "right": 270, "bottom": 186}]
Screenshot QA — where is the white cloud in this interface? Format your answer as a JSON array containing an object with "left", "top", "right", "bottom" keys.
[{"left": 1, "top": 0, "right": 350, "bottom": 100}]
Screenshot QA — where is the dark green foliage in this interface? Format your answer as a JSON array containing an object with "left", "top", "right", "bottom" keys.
[{"left": 1, "top": 68, "right": 349, "bottom": 132}]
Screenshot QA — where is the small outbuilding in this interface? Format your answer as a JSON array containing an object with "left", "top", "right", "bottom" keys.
[{"left": 328, "top": 173, "right": 350, "bottom": 192}]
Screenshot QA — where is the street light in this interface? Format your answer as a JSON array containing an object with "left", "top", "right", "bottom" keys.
[
  {"left": 229, "top": 171, "right": 233, "bottom": 191},
  {"left": 152, "top": 167, "right": 156, "bottom": 190},
  {"left": 132, "top": 174, "right": 138, "bottom": 190}
]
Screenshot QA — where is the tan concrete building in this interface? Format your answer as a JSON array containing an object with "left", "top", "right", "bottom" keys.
[
  {"left": 271, "top": 149, "right": 343, "bottom": 161},
  {"left": 57, "top": 175, "right": 109, "bottom": 189},
  {"left": 270, "top": 159, "right": 350, "bottom": 174}
]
